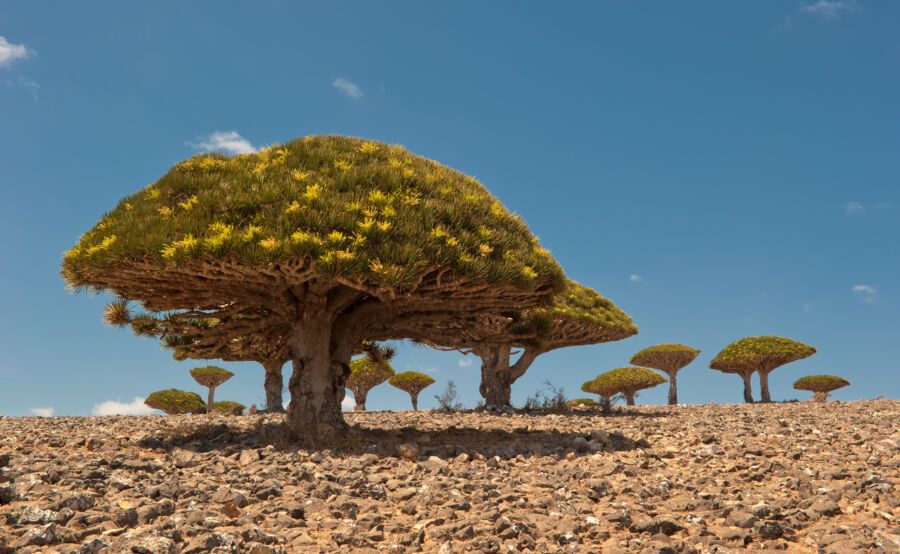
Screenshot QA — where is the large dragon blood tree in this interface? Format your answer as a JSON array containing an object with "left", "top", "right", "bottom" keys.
[
  {"left": 62, "top": 135, "right": 565, "bottom": 438},
  {"left": 393, "top": 280, "right": 636, "bottom": 410},
  {"left": 709, "top": 335, "right": 816, "bottom": 403},
  {"left": 630, "top": 344, "right": 700, "bottom": 406}
]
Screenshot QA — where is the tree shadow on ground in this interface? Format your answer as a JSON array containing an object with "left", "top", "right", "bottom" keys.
[{"left": 137, "top": 414, "right": 650, "bottom": 459}]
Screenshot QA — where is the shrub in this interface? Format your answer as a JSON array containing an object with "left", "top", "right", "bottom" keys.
[
  {"left": 582, "top": 367, "right": 666, "bottom": 406},
  {"left": 212, "top": 400, "right": 246, "bottom": 415},
  {"left": 389, "top": 371, "right": 435, "bottom": 411},
  {"left": 144, "top": 389, "right": 206, "bottom": 415},
  {"left": 522, "top": 379, "right": 569, "bottom": 412},
  {"left": 434, "top": 380, "right": 463, "bottom": 412},
  {"left": 793, "top": 375, "right": 850, "bottom": 402}
]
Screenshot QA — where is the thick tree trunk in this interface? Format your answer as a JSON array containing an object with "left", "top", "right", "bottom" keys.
[
  {"left": 411, "top": 392, "right": 419, "bottom": 411},
  {"left": 262, "top": 359, "right": 285, "bottom": 413},
  {"left": 353, "top": 389, "right": 367, "bottom": 411},
  {"left": 624, "top": 391, "right": 635, "bottom": 406},
  {"left": 667, "top": 371, "right": 678, "bottom": 405},
  {"left": 741, "top": 372, "right": 755, "bottom": 404},
  {"left": 758, "top": 370, "right": 772, "bottom": 403},
  {"left": 285, "top": 317, "right": 350, "bottom": 438},
  {"left": 206, "top": 386, "right": 216, "bottom": 414},
  {"left": 478, "top": 347, "right": 512, "bottom": 410},
  {"left": 600, "top": 396, "right": 611, "bottom": 413}
]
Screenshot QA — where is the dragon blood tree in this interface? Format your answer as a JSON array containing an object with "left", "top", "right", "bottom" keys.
[
  {"left": 189, "top": 366, "right": 234, "bottom": 414},
  {"left": 62, "top": 136, "right": 564, "bottom": 438},
  {"left": 213, "top": 400, "right": 246, "bottom": 415},
  {"left": 630, "top": 344, "right": 700, "bottom": 406},
  {"left": 144, "top": 389, "right": 206, "bottom": 415},
  {"left": 710, "top": 335, "right": 816, "bottom": 403},
  {"left": 104, "top": 300, "right": 291, "bottom": 413},
  {"left": 346, "top": 343, "right": 396, "bottom": 411},
  {"left": 793, "top": 375, "right": 850, "bottom": 402},
  {"left": 582, "top": 367, "right": 667, "bottom": 406},
  {"left": 394, "top": 280, "right": 637, "bottom": 410},
  {"left": 389, "top": 371, "right": 435, "bottom": 411}
]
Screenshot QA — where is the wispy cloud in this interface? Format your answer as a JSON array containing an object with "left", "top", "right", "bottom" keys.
[
  {"left": 31, "top": 407, "right": 54, "bottom": 417},
  {"left": 187, "top": 131, "right": 257, "bottom": 155},
  {"left": 342, "top": 396, "right": 356, "bottom": 411},
  {"left": 845, "top": 201, "right": 865, "bottom": 215},
  {"left": 803, "top": 302, "right": 815, "bottom": 312},
  {"left": 458, "top": 358, "right": 473, "bottom": 367},
  {"left": 18, "top": 77, "right": 39, "bottom": 101},
  {"left": 630, "top": 274, "right": 643, "bottom": 282},
  {"left": 92, "top": 397, "right": 156, "bottom": 416},
  {"left": 799, "top": 0, "right": 855, "bottom": 18},
  {"left": 0, "top": 36, "right": 34, "bottom": 66},
  {"left": 333, "top": 77, "right": 364, "bottom": 99},
  {"left": 851, "top": 284, "right": 877, "bottom": 303}
]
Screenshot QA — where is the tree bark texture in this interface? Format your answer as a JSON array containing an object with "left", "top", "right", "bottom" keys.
[
  {"left": 741, "top": 372, "right": 755, "bottom": 403},
  {"left": 476, "top": 346, "right": 541, "bottom": 411},
  {"left": 411, "top": 392, "right": 420, "bottom": 411},
  {"left": 666, "top": 371, "right": 678, "bottom": 405},
  {"left": 285, "top": 315, "right": 351, "bottom": 438},
  {"left": 263, "top": 359, "right": 285, "bottom": 413},
  {"left": 758, "top": 370, "right": 772, "bottom": 403},
  {"left": 624, "top": 391, "right": 636, "bottom": 406}
]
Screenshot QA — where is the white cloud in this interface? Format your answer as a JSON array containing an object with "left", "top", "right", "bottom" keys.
[
  {"left": 342, "top": 396, "right": 356, "bottom": 411},
  {"left": 31, "top": 407, "right": 54, "bottom": 417},
  {"left": 92, "top": 396, "right": 157, "bottom": 416},
  {"left": 851, "top": 284, "right": 877, "bottom": 303},
  {"left": 630, "top": 274, "right": 643, "bottom": 282},
  {"left": 18, "top": 77, "right": 38, "bottom": 101},
  {"left": 845, "top": 201, "right": 865, "bottom": 215},
  {"left": 0, "top": 36, "right": 33, "bottom": 66},
  {"left": 333, "top": 77, "right": 364, "bottom": 99},
  {"left": 800, "top": 0, "right": 854, "bottom": 18},
  {"left": 458, "top": 358, "right": 473, "bottom": 367},
  {"left": 803, "top": 302, "right": 815, "bottom": 312},
  {"left": 187, "top": 131, "right": 257, "bottom": 155}
]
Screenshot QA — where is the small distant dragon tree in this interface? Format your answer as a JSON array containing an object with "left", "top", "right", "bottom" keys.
[
  {"left": 144, "top": 389, "right": 206, "bottom": 415},
  {"left": 582, "top": 367, "right": 667, "bottom": 406},
  {"left": 630, "top": 344, "right": 700, "bottom": 405},
  {"left": 189, "top": 366, "right": 234, "bottom": 414},
  {"left": 710, "top": 335, "right": 816, "bottom": 403},
  {"left": 389, "top": 371, "right": 435, "bottom": 411},
  {"left": 346, "top": 342, "right": 396, "bottom": 411},
  {"left": 793, "top": 375, "right": 849, "bottom": 402},
  {"left": 63, "top": 136, "right": 564, "bottom": 439}
]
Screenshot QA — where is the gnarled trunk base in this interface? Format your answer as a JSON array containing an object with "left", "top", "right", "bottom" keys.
[
  {"left": 285, "top": 319, "right": 350, "bottom": 439},
  {"left": 353, "top": 389, "right": 367, "bottom": 411},
  {"left": 479, "top": 350, "right": 513, "bottom": 411},
  {"left": 624, "top": 391, "right": 635, "bottom": 406}
]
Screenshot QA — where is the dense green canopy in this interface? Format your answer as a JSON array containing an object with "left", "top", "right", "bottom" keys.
[
  {"left": 793, "top": 375, "right": 850, "bottom": 393},
  {"left": 144, "top": 389, "right": 206, "bottom": 415},
  {"left": 630, "top": 344, "right": 700, "bottom": 370},
  {"left": 710, "top": 336, "right": 816, "bottom": 372},
  {"left": 189, "top": 366, "right": 234, "bottom": 387},
  {"left": 346, "top": 345, "right": 396, "bottom": 411},
  {"left": 62, "top": 135, "right": 563, "bottom": 293}
]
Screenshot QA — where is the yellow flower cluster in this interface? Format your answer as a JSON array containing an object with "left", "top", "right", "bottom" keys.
[
  {"left": 286, "top": 201, "right": 302, "bottom": 214},
  {"left": 161, "top": 234, "right": 199, "bottom": 260},
  {"left": 521, "top": 266, "right": 538, "bottom": 279},
  {"left": 178, "top": 195, "right": 199, "bottom": 210},
  {"left": 291, "top": 170, "right": 311, "bottom": 182},
  {"left": 359, "top": 142, "right": 378, "bottom": 154},
  {"left": 303, "top": 183, "right": 322, "bottom": 202},
  {"left": 86, "top": 235, "right": 117, "bottom": 256},
  {"left": 291, "top": 230, "right": 323, "bottom": 247},
  {"left": 241, "top": 225, "right": 262, "bottom": 241},
  {"left": 259, "top": 237, "right": 280, "bottom": 250},
  {"left": 333, "top": 160, "right": 352, "bottom": 172},
  {"left": 146, "top": 188, "right": 161, "bottom": 200},
  {"left": 203, "top": 222, "right": 233, "bottom": 250},
  {"left": 158, "top": 206, "right": 173, "bottom": 217}
]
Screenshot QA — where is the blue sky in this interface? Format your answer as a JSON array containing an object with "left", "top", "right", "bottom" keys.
[{"left": 1, "top": 1, "right": 897, "bottom": 416}]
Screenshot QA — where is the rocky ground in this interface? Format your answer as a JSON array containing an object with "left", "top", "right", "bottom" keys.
[{"left": 1, "top": 400, "right": 898, "bottom": 553}]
